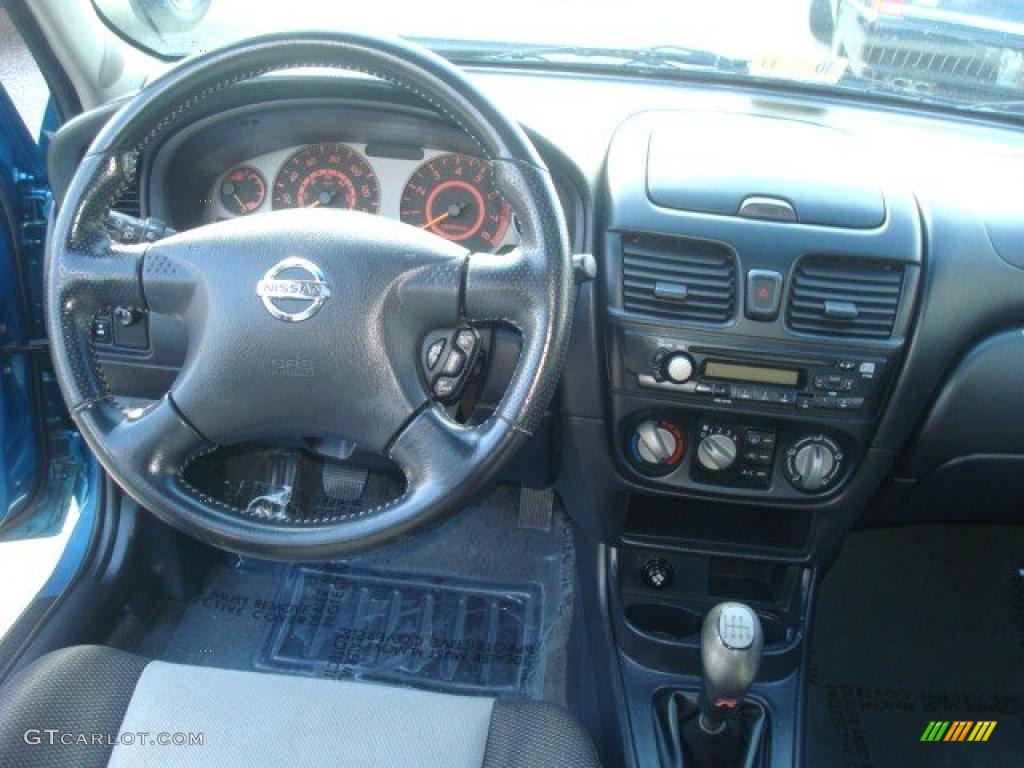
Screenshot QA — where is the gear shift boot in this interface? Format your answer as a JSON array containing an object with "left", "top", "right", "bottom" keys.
[{"left": 656, "top": 691, "right": 768, "bottom": 768}]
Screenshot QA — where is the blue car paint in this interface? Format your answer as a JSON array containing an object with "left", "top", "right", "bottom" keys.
[
  {"left": 36, "top": 438, "right": 100, "bottom": 597},
  {"left": 0, "top": 83, "right": 44, "bottom": 527}
]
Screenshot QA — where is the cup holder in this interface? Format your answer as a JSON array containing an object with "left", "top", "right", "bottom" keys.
[
  {"left": 624, "top": 602, "right": 794, "bottom": 647},
  {"left": 625, "top": 603, "right": 703, "bottom": 642},
  {"left": 760, "top": 615, "right": 792, "bottom": 646}
]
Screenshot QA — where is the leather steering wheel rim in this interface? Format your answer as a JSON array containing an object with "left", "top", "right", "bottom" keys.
[{"left": 45, "top": 32, "right": 573, "bottom": 560}]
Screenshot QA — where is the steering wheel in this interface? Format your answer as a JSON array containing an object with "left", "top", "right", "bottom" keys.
[{"left": 46, "top": 32, "right": 573, "bottom": 559}]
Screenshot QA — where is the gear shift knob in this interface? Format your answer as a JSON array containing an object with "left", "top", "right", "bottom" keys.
[{"left": 698, "top": 602, "right": 763, "bottom": 733}]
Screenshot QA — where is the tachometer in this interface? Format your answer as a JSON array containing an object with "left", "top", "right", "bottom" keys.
[
  {"left": 400, "top": 153, "right": 511, "bottom": 253},
  {"left": 272, "top": 143, "right": 380, "bottom": 213}
]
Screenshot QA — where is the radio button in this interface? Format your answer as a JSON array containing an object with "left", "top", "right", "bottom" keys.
[
  {"left": 712, "top": 383, "right": 731, "bottom": 397},
  {"left": 773, "top": 390, "right": 797, "bottom": 406}
]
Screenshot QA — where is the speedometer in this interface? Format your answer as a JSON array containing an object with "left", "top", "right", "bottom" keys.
[
  {"left": 272, "top": 143, "right": 380, "bottom": 213},
  {"left": 400, "top": 153, "right": 511, "bottom": 253}
]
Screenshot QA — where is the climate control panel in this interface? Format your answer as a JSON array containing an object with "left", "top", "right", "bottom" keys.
[
  {"left": 623, "top": 414, "right": 848, "bottom": 495},
  {"left": 691, "top": 422, "right": 777, "bottom": 489}
]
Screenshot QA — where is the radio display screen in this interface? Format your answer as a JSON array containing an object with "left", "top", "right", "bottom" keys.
[{"left": 704, "top": 361, "right": 799, "bottom": 387}]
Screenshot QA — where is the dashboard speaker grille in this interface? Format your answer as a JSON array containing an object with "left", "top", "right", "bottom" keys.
[
  {"left": 787, "top": 257, "right": 904, "bottom": 339},
  {"left": 621, "top": 234, "right": 737, "bottom": 324}
]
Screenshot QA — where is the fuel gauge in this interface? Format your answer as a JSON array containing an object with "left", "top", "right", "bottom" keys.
[{"left": 220, "top": 166, "right": 266, "bottom": 215}]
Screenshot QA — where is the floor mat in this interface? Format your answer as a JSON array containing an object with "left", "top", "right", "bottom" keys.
[
  {"left": 107, "top": 485, "right": 574, "bottom": 702},
  {"left": 807, "top": 525, "right": 1024, "bottom": 768},
  {"left": 258, "top": 565, "right": 541, "bottom": 695}
]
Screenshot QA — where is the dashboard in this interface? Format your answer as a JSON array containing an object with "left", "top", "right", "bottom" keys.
[{"left": 46, "top": 69, "right": 1024, "bottom": 572}]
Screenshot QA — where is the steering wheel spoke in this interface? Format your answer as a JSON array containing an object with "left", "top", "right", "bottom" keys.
[
  {"left": 75, "top": 395, "right": 211, "bottom": 522},
  {"left": 58, "top": 244, "right": 146, "bottom": 317},
  {"left": 463, "top": 246, "right": 547, "bottom": 335},
  {"left": 101, "top": 396, "right": 209, "bottom": 478},
  {"left": 388, "top": 405, "right": 511, "bottom": 514}
]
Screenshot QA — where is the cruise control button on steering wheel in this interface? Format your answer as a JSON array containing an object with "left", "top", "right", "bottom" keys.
[{"left": 421, "top": 326, "right": 480, "bottom": 403}]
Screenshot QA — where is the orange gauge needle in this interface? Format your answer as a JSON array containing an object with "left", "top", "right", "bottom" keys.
[
  {"left": 421, "top": 203, "right": 467, "bottom": 230},
  {"left": 421, "top": 211, "right": 451, "bottom": 230}
]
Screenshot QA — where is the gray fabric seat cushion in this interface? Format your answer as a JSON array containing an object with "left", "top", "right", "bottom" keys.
[{"left": 0, "top": 645, "right": 600, "bottom": 768}]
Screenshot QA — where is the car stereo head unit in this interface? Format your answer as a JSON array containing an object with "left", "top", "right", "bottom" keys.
[{"left": 620, "top": 331, "right": 890, "bottom": 414}]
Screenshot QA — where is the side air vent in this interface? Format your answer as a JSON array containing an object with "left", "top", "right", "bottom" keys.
[
  {"left": 111, "top": 177, "right": 141, "bottom": 218},
  {"left": 787, "top": 257, "right": 903, "bottom": 339},
  {"left": 621, "top": 234, "right": 737, "bottom": 324}
]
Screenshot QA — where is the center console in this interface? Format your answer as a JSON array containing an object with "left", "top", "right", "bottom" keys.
[
  {"left": 619, "top": 331, "right": 895, "bottom": 497},
  {"left": 592, "top": 109, "right": 923, "bottom": 767}
]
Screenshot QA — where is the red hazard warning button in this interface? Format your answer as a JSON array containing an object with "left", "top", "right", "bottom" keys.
[{"left": 745, "top": 270, "right": 783, "bottom": 321}]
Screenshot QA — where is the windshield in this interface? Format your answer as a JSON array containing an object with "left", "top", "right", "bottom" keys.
[{"left": 93, "top": 0, "right": 1024, "bottom": 118}]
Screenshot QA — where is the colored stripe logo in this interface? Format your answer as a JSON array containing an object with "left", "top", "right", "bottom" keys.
[{"left": 921, "top": 721, "right": 996, "bottom": 742}]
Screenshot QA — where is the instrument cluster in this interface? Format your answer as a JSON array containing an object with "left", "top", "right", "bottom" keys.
[{"left": 206, "top": 141, "right": 515, "bottom": 253}]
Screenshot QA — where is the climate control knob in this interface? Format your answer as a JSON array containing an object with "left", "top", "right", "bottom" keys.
[
  {"left": 785, "top": 436, "right": 843, "bottom": 492},
  {"left": 662, "top": 352, "right": 695, "bottom": 384},
  {"left": 697, "top": 433, "right": 738, "bottom": 472},
  {"left": 628, "top": 419, "right": 686, "bottom": 475}
]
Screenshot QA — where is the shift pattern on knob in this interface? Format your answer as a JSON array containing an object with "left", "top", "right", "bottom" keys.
[
  {"left": 718, "top": 605, "right": 756, "bottom": 650},
  {"left": 697, "top": 433, "right": 738, "bottom": 471}
]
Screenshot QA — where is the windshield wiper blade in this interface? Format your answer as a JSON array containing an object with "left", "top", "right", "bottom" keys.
[{"left": 423, "top": 40, "right": 748, "bottom": 75}]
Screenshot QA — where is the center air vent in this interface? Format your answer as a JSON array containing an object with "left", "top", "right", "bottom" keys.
[
  {"left": 621, "top": 234, "right": 737, "bottom": 324},
  {"left": 787, "top": 257, "right": 903, "bottom": 339}
]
